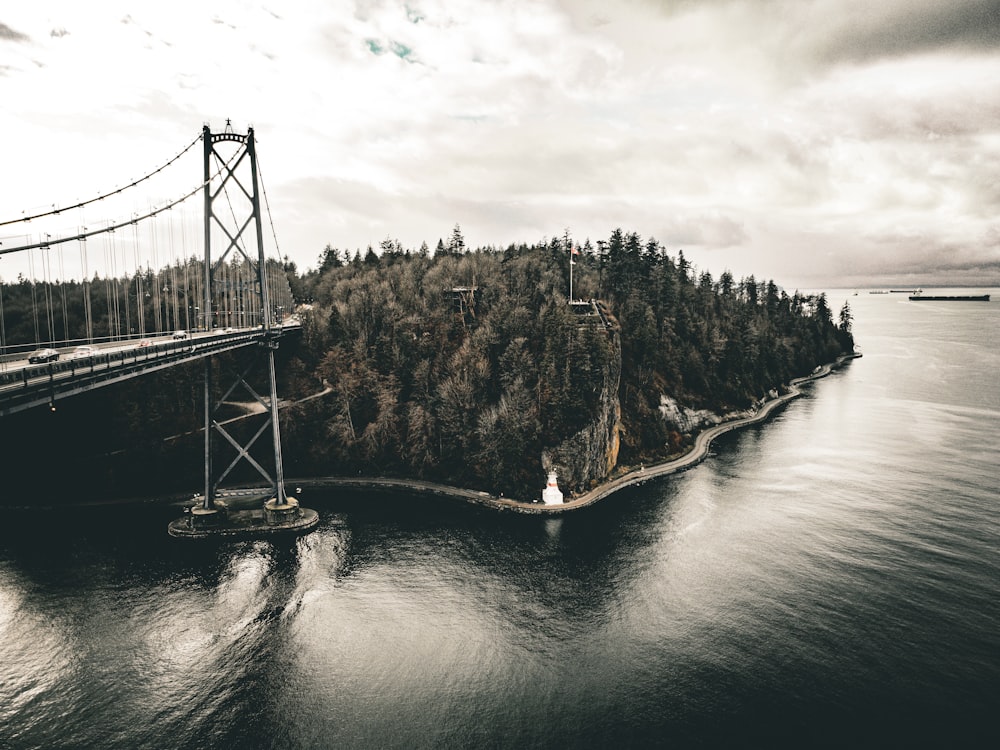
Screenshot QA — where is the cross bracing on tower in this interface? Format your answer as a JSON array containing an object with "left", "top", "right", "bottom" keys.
[{"left": 0, "top": 123, "right": 314, "bottom": 537}]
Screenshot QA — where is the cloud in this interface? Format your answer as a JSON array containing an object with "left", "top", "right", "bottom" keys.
[
  {"left": 806, "top": 0, "right": 1000, "bottom": 64},
  {"left": 630, "top": 0, "right": 1000, "bottom": 64},
  {"left": 656, "top": 212, "right": 749, "bottom": 249},
  {"left": 2, "top": 0, "right": 999, "bottom": 287},
  {"left": 0, "top": 21, "right": 29, "bottom": 42}
]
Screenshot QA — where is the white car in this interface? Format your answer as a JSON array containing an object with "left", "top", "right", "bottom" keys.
[
  {"left": 69, "top": 345, "right": 97, "bottom": 360},
  {"left": 172, "top": 330, "right": 189, "bottom": 340}
]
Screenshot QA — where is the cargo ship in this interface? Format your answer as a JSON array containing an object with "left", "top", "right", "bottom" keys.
[{"left": 909, "top": 294, "right": 990, "bottom": 302}]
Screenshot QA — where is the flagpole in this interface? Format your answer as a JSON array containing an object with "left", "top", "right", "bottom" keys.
[{"left": 569, "top": 246, "right": 573, "bottom": 302}]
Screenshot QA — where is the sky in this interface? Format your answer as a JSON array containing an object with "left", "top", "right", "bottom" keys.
[{"left": 2, "top": 0, "right": 1000, "bottom": 289}]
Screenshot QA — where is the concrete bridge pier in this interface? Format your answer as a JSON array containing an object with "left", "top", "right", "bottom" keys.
[
  {"left": 190, "top": 505, "right": 222, "bottom": 529},
  {"left": 265, "top": 496, "right": 301, "bottom": 524}
]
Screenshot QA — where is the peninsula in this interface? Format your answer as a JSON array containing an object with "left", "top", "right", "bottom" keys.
[
  {"left": 271, "top": 229, "right": 855, "bottom": 504},
  {"left": 0, "top": 229, "right": 857, "bottom": 507}
]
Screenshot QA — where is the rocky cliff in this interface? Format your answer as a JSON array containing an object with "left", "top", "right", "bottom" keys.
[
  {"left": 658, "top": 388, "right": 781, "bottom": 436},
  {"left": 542, "top": 320, "right": 622, "bottom": 496}
]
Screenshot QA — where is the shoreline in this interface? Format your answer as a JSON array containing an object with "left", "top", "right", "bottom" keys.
[
  {"left": 295, "top": 352, "right": 861, "bottom": 515},
  {"left": 4, "top": 354, "right": 859, "bottom": 514}
]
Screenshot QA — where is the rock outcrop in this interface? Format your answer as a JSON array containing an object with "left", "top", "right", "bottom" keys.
[
  {"left": 658, "top": 387, "right": 782, "bottom": 436},
  {"left": 657, "top": 394, "right": 724, "bottom": 434},
  {"left": 542, "top": 323, "right": 622, "bottom": 495}
]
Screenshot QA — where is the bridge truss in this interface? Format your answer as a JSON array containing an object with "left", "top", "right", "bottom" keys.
[{"left": 185, "top": 122, "right": 307, "bottom": 533}]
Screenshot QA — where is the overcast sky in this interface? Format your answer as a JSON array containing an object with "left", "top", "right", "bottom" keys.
[{"left": 2, "top": 0, "right": 999, "bottom": 288}]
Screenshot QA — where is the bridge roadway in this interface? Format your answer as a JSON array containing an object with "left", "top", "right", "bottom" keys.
[{"left": 0, "top": 322, "right": 300, "bottom": 417}]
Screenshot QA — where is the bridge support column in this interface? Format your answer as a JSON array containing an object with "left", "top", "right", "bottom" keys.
[{"left": 167, "top": 122, "right": 317, "bottom": 540}]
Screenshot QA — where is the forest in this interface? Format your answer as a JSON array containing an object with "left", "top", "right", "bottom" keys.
[
  {"left": 0, "top": 228, "right": 854, "bottom": 503},
  {"left": 279, "top": 227, "right": 854, "bottom": 499}
]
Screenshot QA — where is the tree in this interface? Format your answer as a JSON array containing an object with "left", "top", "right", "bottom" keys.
[
  {"left": 449, "top": 224, "right": 466, "bottom": 254},
  {"left": 837, "top": 301, "right": 855, "bottom": 352},
  {"left": 838, "top": 301, "right": 853, "bottom": 333},
  {"left": 318, "top": 244, "right": 343, "bottom": 274}
]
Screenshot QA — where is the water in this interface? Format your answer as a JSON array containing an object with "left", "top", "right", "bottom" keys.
[{"left": 2, "top": 289, "right": 999, "bottom": 748}]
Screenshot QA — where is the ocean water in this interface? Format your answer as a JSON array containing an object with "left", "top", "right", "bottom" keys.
[{"left": 2, "top": 289, "right": 998, "bottom": 748}]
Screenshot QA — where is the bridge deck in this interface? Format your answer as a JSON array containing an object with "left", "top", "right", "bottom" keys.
[{"left": 0, "top": 325, "right": 299, "bottom": 417}]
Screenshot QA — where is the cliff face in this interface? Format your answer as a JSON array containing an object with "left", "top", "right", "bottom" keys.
[
  {"left": 542, "top": 326, "right": 622, "bottom": 495},
  {"left": 657, "top": 388, "right": 781, "bottom": 435},
  {"left": 657, "top": 394, "right": 724, "bottom": 434}
]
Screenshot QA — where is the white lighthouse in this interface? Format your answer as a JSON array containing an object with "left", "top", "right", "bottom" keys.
[{"left": 541, "top": 471, "right": 564, "bottom": 505}]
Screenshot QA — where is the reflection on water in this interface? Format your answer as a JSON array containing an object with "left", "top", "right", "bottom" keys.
[
  {"left": 543, "top": 517, "right": 562, "bottom": 542},
  {"left": 1, "top": 291, "right": 999, "bottom": 748}
]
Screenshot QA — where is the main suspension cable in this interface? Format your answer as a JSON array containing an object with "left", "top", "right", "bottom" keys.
[
  {"left": 0, "top": 142, "right": 243, "bottom": 257},
  {"left": 0, "top": 133, "right": 202, "bottom": 228}
]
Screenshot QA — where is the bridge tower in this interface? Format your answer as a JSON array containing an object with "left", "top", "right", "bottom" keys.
[{"left": 171, "top": 122, "right": 316, "bottom": 537}]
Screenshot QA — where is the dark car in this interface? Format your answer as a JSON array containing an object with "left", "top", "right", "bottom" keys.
[{"left": 28, "top": 348, "right": 60, "bottom": 364}]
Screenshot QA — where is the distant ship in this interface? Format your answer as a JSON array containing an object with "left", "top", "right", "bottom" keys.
[{"left": 909, "top": 293, "right": 990, "bottom": 302}]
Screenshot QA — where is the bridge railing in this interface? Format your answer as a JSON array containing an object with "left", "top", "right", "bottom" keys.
[{"left": 0, "top": 323, "right": 299, "bottom": 416}]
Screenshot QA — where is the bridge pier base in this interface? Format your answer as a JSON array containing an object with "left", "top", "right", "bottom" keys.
[
  {"left": 265, "top": 496, "right": 301, "bottom": 525},
  {"left": 190, "top": 506, "right": 222, "bottom": 529},
  {"left": 167, "top": 496, "right": 318, "bottom": 539}
]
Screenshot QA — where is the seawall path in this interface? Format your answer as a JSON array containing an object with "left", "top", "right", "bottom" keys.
[{"left": 298, "top": 353, "right": 861, "bottom": 515}]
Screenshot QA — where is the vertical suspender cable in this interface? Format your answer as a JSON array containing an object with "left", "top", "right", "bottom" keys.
[
  {"left": 167, "top": 219, "right": 177, "bottom": 332},
  {"left": 133, "top": 217, "right": 144, "bottom": 336},
  {"left": 122, "top": 229, "right": 132, "bottom": 340},
  {"left": 182, "top": 232, "right": 191, "bottom": 332},
  {"left": 80, "top": 235, "right": 94, "bottom": 343},
  {"left": 57, "top": 245, "right": 69, "bottom": 342},
  {"left": 0, "top": 278, "right": 6, "bottom": 370},
  {"left": 42, "top": 241, "right": 56, "bottom": 343},
  {"left": 28, "top": 247, "right": 40, "bottom": 344},
  {"left": 150, "top": 213, "right": 162, "bottom": 334},
  {"left": 104, "top": 233, "right": 114, "bottom": 340}
]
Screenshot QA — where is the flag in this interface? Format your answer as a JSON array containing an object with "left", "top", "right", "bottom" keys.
[{"left": 571, "top": 245, "right": 580, "bottom": 255}]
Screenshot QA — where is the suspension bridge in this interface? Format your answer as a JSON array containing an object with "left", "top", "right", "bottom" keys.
[{"left": 0, "top": 122, "right": 317, "bottom": 538}]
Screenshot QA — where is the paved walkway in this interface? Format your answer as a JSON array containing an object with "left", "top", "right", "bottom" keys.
[{"left": 298, "top": 353, "right": 860, "bottom": 515}]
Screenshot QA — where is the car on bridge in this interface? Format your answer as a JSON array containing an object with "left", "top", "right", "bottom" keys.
[
  {"left": 27, "top": 348, "right": 60, "bottom": 364},
  {"left": 69, "top": 345, "right": 98, "bottom": 360},
  {"left": 172, "top": 330, "right": 189, "bottom": 340},
  {"left": 135, "top": 338, "right": 155, "bottom": 348}
]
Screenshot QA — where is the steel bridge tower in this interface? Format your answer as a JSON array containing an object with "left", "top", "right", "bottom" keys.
[{"left": 172, "top": 122, "right": 316, "bottom": 537}]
